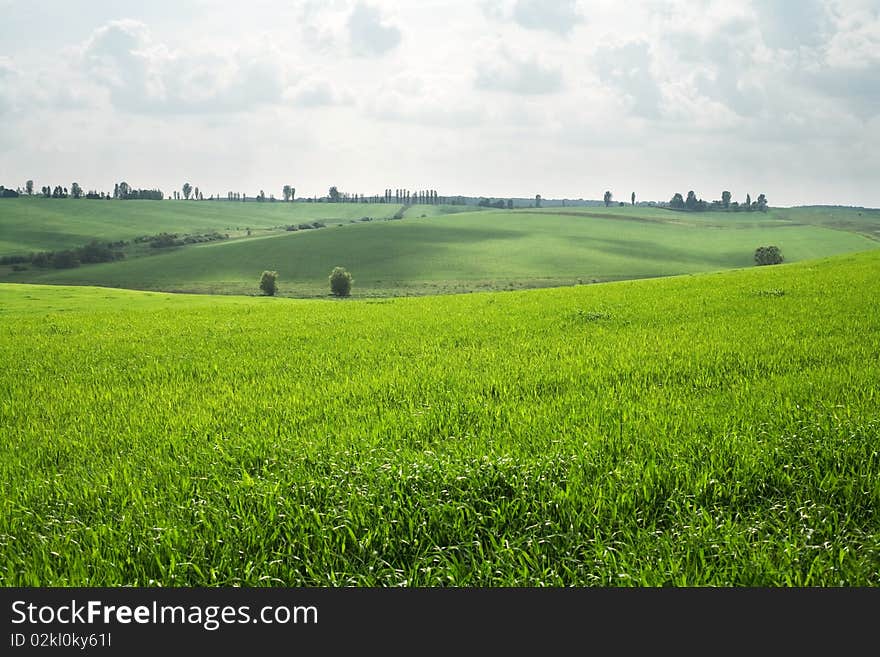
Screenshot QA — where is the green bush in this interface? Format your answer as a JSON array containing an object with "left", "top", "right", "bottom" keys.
[
  {"left": 260, "top": 270, "right": 278, "bottom": 296},
  {"left": 754, "top": 246, "right": 784, "bottom": 266},
  {"left": 52, "top": 250, "right": 81, "bottom": 269},
  {"left": 329, "top": 266, "right": 353, "bottom": 297}
]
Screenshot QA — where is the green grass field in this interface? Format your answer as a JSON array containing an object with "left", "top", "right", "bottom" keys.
[
  {"left": 0, "top": 197, "right": 407, "bottom": 253},
  {"left": 3, "top": 201, "right": 876, "bottom": 297},
  {"left": 1, "top": 250, "right": 878, "bottom": 585}
]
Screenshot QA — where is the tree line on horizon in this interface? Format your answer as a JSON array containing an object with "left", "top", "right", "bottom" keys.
[
  {"left": 5, "top": 179, "right": 769, "bottom": 212},
  {"left": 667, "top": 190, "right": 768, "bottom": 212},
  {"left": 600, "top": 189, "right": 768, "bottom": 212}
]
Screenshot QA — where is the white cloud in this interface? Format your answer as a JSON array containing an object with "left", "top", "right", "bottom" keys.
[
  {"left": 753, "top": 0, "right": 832, "bottom": 49},
  {"left": 285, "top": 78, "right": 354, "bottom": 107},
  {"left": 80, "top": 19, "right": 288, "bottom": 114},
  {"left": 0, "top": 57, "right": 20, "bottom": 115},
  {"left": 484, "top": 0, "right": 583, "bottom": 35},
  {"left": 513, "top": 0, "right": 582, "bottom": 35},
  {"left": 825, "top": 5, "right": 880, "bottom": 68},
  {"left": 347, "top": 2, "right": 401, "bottom": 56},
  {"left": 475, "top": 47, "right": 563, "bottom": 94},
  {"left": 365, "top": 73, "right": 488, "bottom": 127},
  {"left": 593, "top": 41, "right": 663, "bottom": 119}
]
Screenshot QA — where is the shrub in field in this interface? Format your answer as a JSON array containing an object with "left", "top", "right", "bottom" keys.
[
  {"left": 259, "top": 270, "right": 278, "bottom": 296},
  {"left": 755, "top": 246, "right": 784, "bottom": 266},
  {"left": 329, "top": 266, "right": 353, "bottom": 297},
  {"left": 52, "top": 250, "right": 81, "bottom": 269},
  {"left": 78, "top": 240, "right": 124, "bottom": 264},
  {"left": 149, "top": 233, "right": 184, "bottom": 248}
]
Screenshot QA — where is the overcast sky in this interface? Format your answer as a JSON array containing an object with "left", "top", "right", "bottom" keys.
[{"left": 1, "top": 0, "right": 878, "bottom": 207}]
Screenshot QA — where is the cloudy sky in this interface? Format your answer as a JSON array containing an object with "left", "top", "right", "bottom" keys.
[{"left": 1, "top": 0, "right": 878, "bottom": 207}]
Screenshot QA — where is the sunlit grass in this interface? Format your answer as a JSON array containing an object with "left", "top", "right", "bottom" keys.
[{"left": 0, "top": 250, "right": 878, "bottom": 585}]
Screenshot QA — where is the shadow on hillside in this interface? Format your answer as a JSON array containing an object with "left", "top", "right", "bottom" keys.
[{"left": 571, "top": 236, "right": 738, "bottom": 268}]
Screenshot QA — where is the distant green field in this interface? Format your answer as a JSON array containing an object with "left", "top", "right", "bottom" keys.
[
  {"left": 7, "top": 206, "right": 877, "bottom": 297},
  {"left": 772, "top": 205, "right": 880, "bottom": 241},
  {"left": 535, "top": 204, "right": 880, "bottom": 235},
  {"left": 1, "top": 250, "right": 878, "bottom": 585},
  {"left": 2, "top": 199, "right": 878, "bottom": 297},
  {"left": 0, "top": 197, "right": 406, "bottom": 253}
]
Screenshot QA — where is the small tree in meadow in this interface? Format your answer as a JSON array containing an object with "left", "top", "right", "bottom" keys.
[
  {"left": 260, "top": 270, "right": 278, "bottom": 296},
  {"left": 329, "top": 266, "right": 353, "bottom": 297},
  {"left": 754, "top": 246, "right": 783, "bottom": 266}
]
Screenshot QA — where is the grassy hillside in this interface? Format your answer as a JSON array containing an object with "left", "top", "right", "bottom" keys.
[
  {"left": 1, "top": 250, "right": 878, "bottom": 585},
  {"left": 0, "top": 196, "right": 407, "bottom": 253},
  {"left": 10, "top": 207, "right": 877, "bottom": 297},
  {"left": 772, "top": 205, "right": 880, "bottom": 241}
]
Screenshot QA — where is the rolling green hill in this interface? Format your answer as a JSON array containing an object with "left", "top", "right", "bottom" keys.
[
  {"left": 6, "top": 205, "right": 876, "bottom": 297},
  {"left": 1, "top": 250, "right": 878, "bottom": 585},
  {"left": 0, "top": 196, "right": 407, "bottom": 253},
  {"left": 2, "top": 198, "right": 878, "bottom": 297}
]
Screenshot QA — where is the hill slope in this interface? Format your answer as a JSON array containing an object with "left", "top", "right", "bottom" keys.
[
  {"left": 8, "top": 206, "right": 877, "bottom": 296},
  {"left": 0, "top": 197, "right": 407, "bottom": 253},
  {"left": 1, "top": 250, "right": 878, "bottom": 585}
]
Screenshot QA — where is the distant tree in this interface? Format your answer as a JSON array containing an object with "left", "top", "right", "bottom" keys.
[
  {"left": 329, "top": 266, "right": 353, "bottom": 297},
  {"left": 118, "top": 182, "right": 130, "bottom": 199},
  {"left": 194, "top": 187, "right": 200, "bottom": 200},
  {"left": 507, "top": 199, "right": 514, "bottom": 209},
  {"left": 535, "top": 194, "right": 542, "bottom": 208},
  {"left": 756, "top": 193, "right": 768, "bottom": 212},
  {"left": 70, "top": 182, "right": 82, "bottom": 199},
  {"left": 258, "top": 190, "right": 266, "bottom": 202},
  {"left": 721, "top": 190, "right": 731, "bottom": 209},
  {"left": 631, "top": 192, "right": 636, "bottom": 206},
  {"left": 259, "top": 270, "right": 278, "bottom": 296},
  {"left": 329, "top": 186, "right": 340, "bottom": 203},
  {"left": 745, "top": 193, "right": 751, "bottom": 211},
  {"left": 604, "top": 191, "right": 613, "bottom": 207},
  {"left": 670, "top": 192, "right": 685, "bottom": 209},
  {"left": 282, "top": 185, "right": 292, "bottom": 202},
  {"left": 182, "top": 183, "right": 192, "bottom": 200},
  {"left": 25, "top": 180, "right": 33, "bottom": 196},
  {"left": 685, "top": 190, "right": 698, "bottom": 210},
  {"left": 754, "top": 245, "right": 783, "bottom": 266}
]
